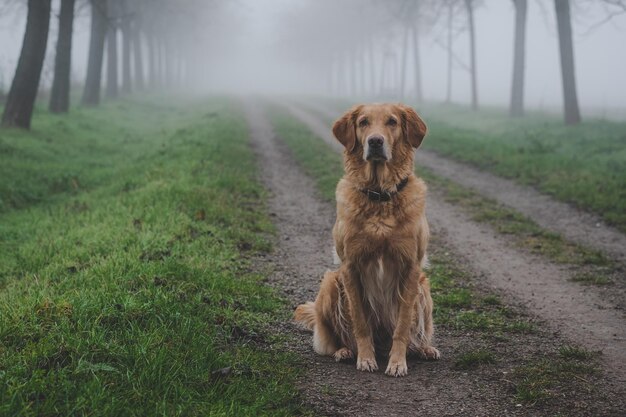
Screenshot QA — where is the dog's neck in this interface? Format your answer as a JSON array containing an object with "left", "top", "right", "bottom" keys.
[{"left": 345, "top": 154, "right": 415, "bottom": 193}]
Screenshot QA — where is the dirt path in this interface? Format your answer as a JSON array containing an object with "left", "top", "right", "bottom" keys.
[
  {"left": 274, "top": 101, "right": 626, "bottom": 384},
  {"left": 297, "top": 99, "right": 626, "bottom": 264}
]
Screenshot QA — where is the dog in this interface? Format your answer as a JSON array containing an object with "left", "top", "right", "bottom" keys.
[{"left": 294, "top": 103, "right": 440, "bottom": 377}]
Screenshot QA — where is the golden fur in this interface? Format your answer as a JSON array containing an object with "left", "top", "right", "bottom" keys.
[{"left": 294, "top": 103, "right": 440, "bottom": 377}]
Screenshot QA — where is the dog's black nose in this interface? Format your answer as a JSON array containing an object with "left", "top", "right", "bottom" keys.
[{"left": 368, "top": 135, "right": 384, "bottom": 148}]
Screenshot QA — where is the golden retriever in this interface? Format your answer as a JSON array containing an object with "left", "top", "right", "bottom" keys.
[{"left": 294, "top": 103, "right": 440, "bottom": 377}]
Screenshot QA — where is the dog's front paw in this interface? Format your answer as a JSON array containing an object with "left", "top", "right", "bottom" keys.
[
  {"left": 356, "top": 355, "right": 378, "bottom": 372},
  {"left": 333, "top": 347, "right": 354, "bottom": 362},
  {"left": 385, "top": 357, "right": 408, "bottom": 377}
]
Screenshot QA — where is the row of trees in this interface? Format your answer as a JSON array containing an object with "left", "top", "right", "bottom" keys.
[
  {"left": 1, "top": 0, "right": 623, "bottom": 128},
  {"left": 1, "top": 0, "right": 212, "bottom": 129},
  {"left": 288, "top": 0, "right": 624, "bottom": 125}
]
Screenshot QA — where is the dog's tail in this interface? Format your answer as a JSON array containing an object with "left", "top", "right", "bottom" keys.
[{"left": 294, "top": 301, "right": 316, "bottom": 331}]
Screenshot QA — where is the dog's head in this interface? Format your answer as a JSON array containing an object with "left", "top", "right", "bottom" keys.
[{"left": 332, "top": 103, "right": 427, "bottom": 163}]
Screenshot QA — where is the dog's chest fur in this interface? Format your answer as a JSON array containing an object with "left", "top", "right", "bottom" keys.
[
  {"left": 360, "top": 256, "right": 401, "bottom": 336},
  {"left": 355, "top": 206, "right": 410, "bottom": 332}
]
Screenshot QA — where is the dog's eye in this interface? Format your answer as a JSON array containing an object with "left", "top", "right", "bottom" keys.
[
  {"left": 386, "top": 118, "right": 397, "bottom": 127},
  {"left": 358, "top": 118, "right": 369, "bottom": 127}
]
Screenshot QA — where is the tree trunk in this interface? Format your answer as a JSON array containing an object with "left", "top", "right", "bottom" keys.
[
  {"left": 412, "top": 24, "right": 423, "bottom": 103},
  {"left": 510, "top": 0, "right": 527, "bottom": 117},
  {"left": 121, "top": 13, "right": 132, "bottom": 93},
  {"left": 368, "top": 36, "right": 376, "bottom": 96},
  {"left": 399, "top": 26, "right": 409, "bottom": 100},
  {"left": 106, "top": 22, "right": 118, "bottom": 98},
  {"left": 164, "top": 38, "right": 173, "bottom": 87},
  {"left": 155, "top": 35, "right": 162, "bottom": 87},
  {"left": 328, "top": 56, "right": 334, "bottom": 96},
  {"left": 350, "top": 49, "right": 357, "bottom": 97},
  {"left": 337, "top": 52, "right": 344, "bottom": 96},
  {"left": 445, "top": 2, "right": 453, "bottom": 103},
  {"left": 464, "top": 0, "right": 478, "bottom": 110},
  {"left": 1, "top": 0, "right": 51, "bottom": 128},
  {"left": 379, "top": 52, "right": 387, "bottom": 97},
  {"left": 133, "top": 20, "right": 144, "bottom": 90},
  {"left": 81, "top": 0, "right": 108, "bottom": 106},
  {"left": 359, "top": 46, "right": 366, "bottom": 97},
  {"left": 49, "top": 0, "right": 75, "bottom": 114},
  {"left": 146, "top": 31, "right": 156, "bottom": 87},
  {"left": 554, "top": 0, "right": 581, "bottom": 125}
]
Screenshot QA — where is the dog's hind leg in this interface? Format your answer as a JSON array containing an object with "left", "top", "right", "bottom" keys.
[
  {"left": 311, "top": 270, "right": 342, "bottom": 356},
  {"left": 313, "top": 318, "right": 338, "bottom": 356}
]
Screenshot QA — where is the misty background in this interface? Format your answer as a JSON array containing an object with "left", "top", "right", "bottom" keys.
[{"left": 0, "top": 0, "right": 625, "bottom": 117}]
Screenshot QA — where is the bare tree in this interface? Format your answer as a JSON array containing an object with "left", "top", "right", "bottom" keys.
[
  {"left": 1, "top": 0, "right": 51, "bottom": 128},
  {"left": 133, "top": 19, "right": 145, "bottom": 90},
  {"left": 464, "top": 0, "right": 478, "bottom": 110},
  {"left": 82, "top": 0, "right": 108, "bottom": 106},
  {"left": 368, "top": 36, "right": 376, "bottom": 96},
  {"left": 49, "top": 0, "right": 76, "bottom": 113},
  {"left": 121, "top": 0, "right": 132, "bottom": 93},
  {"left": 445, "top": 1, "right": 455, "bottom": 102},
  {"left": 106, "top": 3, "right": 119, "bottom": 99},
  {"left": 582, "top": 0, "right": 626, "bottom": 33},
  {"left": 412, "top": 25, "right": 423, "bottom": 103},
  {"left": 381, "top": 0, "right": 427, "bottom": 101},
  {"left": 430, "top": 0, "right": 465, "bottom": 104},
  {"left": 554, "top": 0, "right": 581, "bottom": 124},
  {"left": 399, "top": 26, "right": 410, "bottom": 99},
  {"left": 509, "top": 0, "right": 527, "bottom": 117}
]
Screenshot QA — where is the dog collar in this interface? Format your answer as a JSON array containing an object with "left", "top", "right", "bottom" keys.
[{"left": 360, "top": 177, "right": 409, "bottom": 202}]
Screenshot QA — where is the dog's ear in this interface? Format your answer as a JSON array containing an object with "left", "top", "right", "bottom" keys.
[
  {"left": 332, "top": 106, "right": 361, "bottom": 152},
  {"left": 400, "top": 105, "right": 428, "bottom": 149}
]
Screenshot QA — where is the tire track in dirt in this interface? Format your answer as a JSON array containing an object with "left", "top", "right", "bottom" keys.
[
  {"left": 297, "top": 99, "right": 626, "bottom": 264},
  {"left": 244, "top": 100, "right": 535, "bottom": 416},
  {"left": 276, "top": 101, "right": 626, "bottom": 384}
]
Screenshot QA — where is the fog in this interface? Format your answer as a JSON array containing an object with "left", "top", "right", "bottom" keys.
[{"left": 1, "top": 0, "right": 625, "bottom": 117}]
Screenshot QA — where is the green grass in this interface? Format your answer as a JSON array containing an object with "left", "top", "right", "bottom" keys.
[
  {"left": 514, "top": 345, "right": 599, "bottom": 404},
  {"left": 570, "top": 272, "right": 613, "bottom": 286},
  {"left": 419, "top": 105, "right": 626, "bottom": 233},
  {"left": 269, "top": 110, "right": 342, "bottom": 201},
  {"left": 454, "top": 349, "right": 496, "bottom": 369},
  {"left": 558, "top": 345, "right": 597, "bottom": 361},
  {"left": 0, "top": 98, "right": 307, "bottom": 416},
  {"left": 417, "top": 168, "right": 614, "bottom": 271},
  {"left": 427, "top": 252, "right": 536, "bottom": 335}
]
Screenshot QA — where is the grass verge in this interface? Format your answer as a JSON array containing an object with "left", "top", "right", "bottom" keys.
[
  {"left": 514, "top": 347, "right": 600, "bottom": 404},
  {"left": 417, "top": 168, "right": 618, "bottom": 285},
  {"left": 421, "top": 106, "right": 626, "bottom": 233},
  {"left": 0, "top": 97, "right": 306, "bottom": 416}
]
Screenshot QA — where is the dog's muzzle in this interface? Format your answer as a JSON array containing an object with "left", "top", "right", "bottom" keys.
[{"left": 365, "top": 135, "right": 388, "bottom": 161}]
